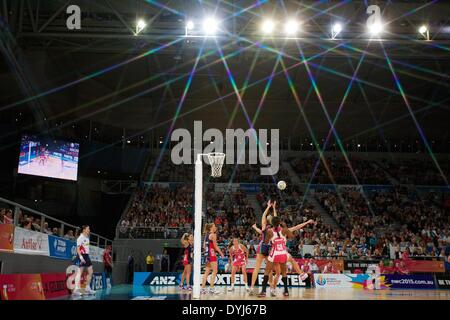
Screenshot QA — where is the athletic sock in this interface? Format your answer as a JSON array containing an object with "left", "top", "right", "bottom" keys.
[
  {"left": 261, "top": 275, "right": 269, "bottom": 293},
  {"left": 282, "top": 277, "right": 288, "bottom": 293}
]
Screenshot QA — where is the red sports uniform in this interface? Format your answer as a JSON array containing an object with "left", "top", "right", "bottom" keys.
[
  {"left": 204, "top": 234, "right": 217, "bottom": 263},
  {"left": 231, "top": 245, "right": 246, "bottom": 267},
  {"left": 268, "top": 227, "right": 288, "bottom": 263}
]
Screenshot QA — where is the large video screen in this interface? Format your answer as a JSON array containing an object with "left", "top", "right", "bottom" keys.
[{"left": 18, "top": 135, "right": 80, "bottom": 181}]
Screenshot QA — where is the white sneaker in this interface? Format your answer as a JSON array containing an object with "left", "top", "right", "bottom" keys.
[
  {"left": 84, "top": 288, "right": 96, "bottom": 295},
  {"left": 228, "top": 286, "right": 235, "bottom": 292},
  {"left": 200, "top": 288, "right": 208, "bottom": 295},
  {"left": 209, "top": 288, "right": 221, "bottom": 295},
  {"left": 245, "top": 286, "right": 250, "bottom": 292},
  {"left": 270, "top": 288, "right": 277, "bottom": 297},
  {"left": 72, "top": 289, "right": 83, "bottom": 296}
]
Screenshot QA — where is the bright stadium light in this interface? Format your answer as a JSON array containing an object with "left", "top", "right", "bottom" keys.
[
  {"left": 186, "top": 20, "right": 195, "bottom": 30},
  {"left": 331, "top": 23, "right": 343, "bottom": 39},
  {"left": 284, "top": 20, "right": 299, "bottom": 35},
  {"left": 261, "top": 19, "right": 275, "bottom": 34},
  {"left": 368, "top": 22, "right": 383, "bottom": 36},
  {"left": 135, "top": 19, "right": 147, "bottom": 35},
  {"left": 419, "top": 25, "right": 430, "bottom": 40},
  {"left": 203, "top": 17, "right": 219, "bottom": 35}
]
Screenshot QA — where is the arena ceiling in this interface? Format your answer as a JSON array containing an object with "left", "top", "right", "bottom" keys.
[{"left": 0, "top": 0, "right": 449, "bottom": 148}]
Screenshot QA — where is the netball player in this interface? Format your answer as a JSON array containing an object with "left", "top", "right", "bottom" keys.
[
  {"left": 38, "top": 148, "right": 46, "bottom": 166},
  {"left": 258, "top": 217, "right": 315, "bottom": 297},
  {"left": 72, "top": 225, "right": 96, "bottom": 296},
  {"left": 179, "top": 233, "right": 193, "bottom": 290},
  {"left": 287, "top": 253, "right": 309, "bottom": 282},
  {"left": 201, "top": 223, "right": 224, "bottom": 295},
  {"left": 228, "top": 237, "right": 250, "bottom": 292},
  {"left": 248, "top": 200, "right": 277, "bottom": 296}
]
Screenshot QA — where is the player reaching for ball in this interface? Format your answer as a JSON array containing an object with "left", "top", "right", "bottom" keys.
[
  {"left": 258, "top": 217, "right": 315, "bottom": 297},
  {"left": 248, "top": 200, "right": 276, "bottom": 296},
  {"left": 228, "top": 237, "right": 250, "bottom": 292}
]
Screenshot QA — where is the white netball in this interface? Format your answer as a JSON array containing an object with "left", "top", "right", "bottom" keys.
[{"left": 277, "top": 180, "right": 287, "bottom": 190}]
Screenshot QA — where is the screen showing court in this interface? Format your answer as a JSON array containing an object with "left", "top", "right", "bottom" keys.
[{"left": 18, "top": 135, "right": 80, "bottom": 181}]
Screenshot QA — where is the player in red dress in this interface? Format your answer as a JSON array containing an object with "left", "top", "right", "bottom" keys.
[
  {"left": 39, "top": 148, "right": 46, "bottom": 166},
  {"left": 201, "top": 223, "right": 224, "bottom": 295},
  {"left": 258, "top": 217, "right": 315, "bottom": 297},
  {"left": 249, "top": 200, "right": 276, "bottom": 295},
  {"left": 179, "top": 233, "right": 193, "bottom": 291},
  {"left": 228, "top": 237, "right": 249, "bottom": 292}
]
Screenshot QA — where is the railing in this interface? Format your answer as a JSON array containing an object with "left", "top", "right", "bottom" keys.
[
  {"left": 0, "top": 197, "right": 113, "bottom": 248},
  {"left": 117, "top": 226, "right": 191, "bottom": 240}
]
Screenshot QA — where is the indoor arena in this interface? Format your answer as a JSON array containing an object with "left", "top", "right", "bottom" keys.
[{"left": 0, "top": 0, "right": 449, "bottom": 313}]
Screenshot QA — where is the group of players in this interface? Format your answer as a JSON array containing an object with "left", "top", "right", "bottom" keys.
[{"left": 179, "top": 200, "right": 315, "bottom": 297}]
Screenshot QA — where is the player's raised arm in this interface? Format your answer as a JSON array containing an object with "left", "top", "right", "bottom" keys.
[
  {"left": 252, "top": 223, "right": 262, "bottom": 235},
  {"left": 289, "top": 219, "right": 315, "bottom": 233},
  {"left": 272, "top": 201, "right": 277, "bottom": 217},
  {"left": 261, "top": 200, "right": 272, "bottom": 229}
]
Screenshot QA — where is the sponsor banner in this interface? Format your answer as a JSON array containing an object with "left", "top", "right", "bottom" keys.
[
  {"left": 0, "top": 274, "right": 45, "bottom": 300},
  {"left": 65, "top": 265, "right": 88, "bottom": 291},
  {"left": 337, "top": 185, "right": 363, "bottom": 193},
  {"left": 48, "top": 235, "right": 76, "bottom": 260},
  {"left": 133, "top": 272, "right": 310, "bottom": 287},
  {"left": 13, "top": 227, "right": 49, "bottom": 256},
  {"left": 383, "top": 274, "right": 436, "bottom": 289},
  {"left": 239, "top": 183, "right": 260, "bottom": 193},
  {"left": 0, "top": 224, "right": 14, "bottom": 252},
  {"left": 90, "top": 273, "right": 105, "bottom": 291},
  {"left": 435, "top": 274, "right": 450, "bottom": 290},
  {"left": 40, "top": 273, "right": 69, "bottom": 299},
  {"left": 314, "top": 273, "right": 375, "bottom": 289},
  {"left": 90, "top": 246, "right": 105, "bottom": 262},
  {"left": 344, "top": 260, "right": 381, "bottom": 273},
  {"left": 395, "top": 259, "right": 445, "bottom": 273},
  {"left": 134, "top": 272, "right": 181, "bottom": 286}
]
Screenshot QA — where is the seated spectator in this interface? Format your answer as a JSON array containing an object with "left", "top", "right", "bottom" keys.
[
  {"left": 43, "top": 222, "right": 52, "bottom": 234},
  {"left": 32, "top": 218, "right": 41, "bottom": 232},
  {"left": 64, "top": 230, "right": 76, "bottom": 240},
  {"left": 322, "top": 261, "right": 340, "bottom": 274},
  {"left": 52, "top": 227, "right": 60, "bottom": 236},
  {"left": 22, "top": 218, "right": 34, "bottom": 230},
  {"left": 307, "top": 258, "right": 320, "bottom": 273},
  {"left": 3, "top": 210, "right": 13, "bottom": 224}
]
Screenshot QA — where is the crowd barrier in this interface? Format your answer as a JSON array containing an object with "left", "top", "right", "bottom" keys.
[
  {"left": 133, "top": 272, "right": 450, "bottom": 290},
  {"left": 0, "top": 225, "right": 105, "bottom": 262},
  {"left": 215, "top": 257, "right": 445, "bottom": 273},
  {"left": 134, "top": 272, "right": 311, "bottom": 287},
  {"left": 0, "top": 269, "right": 112, "bottom": 300}
]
